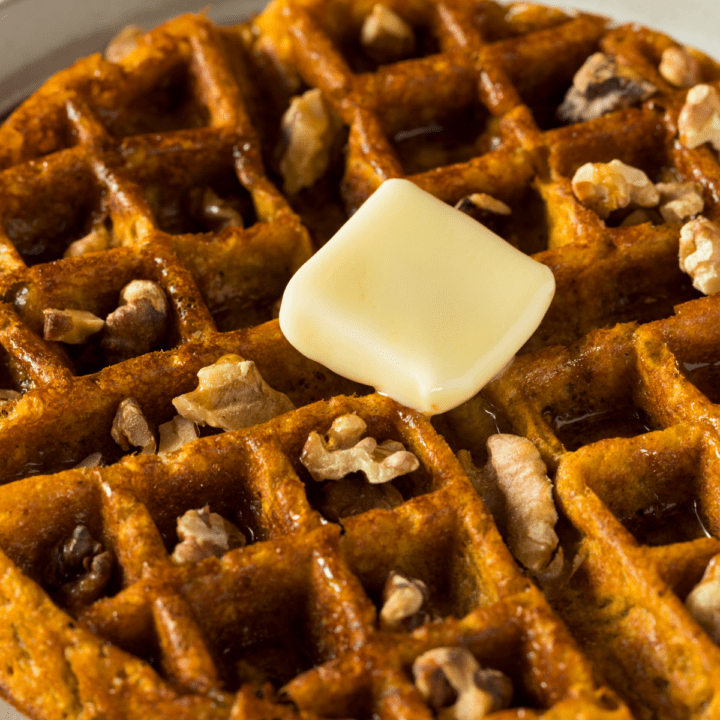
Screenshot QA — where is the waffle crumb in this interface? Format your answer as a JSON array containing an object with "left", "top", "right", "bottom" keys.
[
  {"left": 173, "top": 355, "right": 295, "bottom": 431},
  {"left": 483, "top": 434, "right": 559, "bottom": 572},
  {"left": 279, "top": 88, "right": 340, "bottom": 195},
  {"left": 105, "top": 25, "right": 143, "bottom": 63},
  {"left": 111, "top": 397, "right": 156, "bottom": 454},
  {"left": 43, "top": 308, "right": 105, "bottom": 344},
  {"left": 656, "top": 181, "right": 704, "bottom": 223},
  {"left": 571, "top": 159, "right": 659, "bottom": 219},
  {"left": 301, "top": 413, "right": 419, "bottom": 483},
  {"left": 379, "top": 572, "right": 428, "bottom": 631},
  {"left": 171, "top": 506, "right": 246, "bottom": 564},
  {"left": 360, "top": 4, "right": 416, "bottom": 65},
  {"left": 659, "top": 47, "right": 702, "bottom": 88},
  {"left": 158, "top": 415, "right": 198, "bottom": 456},
  {"left": 679, "top": 216, "right": 720, "bottom": 294},
  {"left": 413, "top": 647, "right": 512, "bottom": 719},
  {"left": 678, "top": 84, "right": 720, "bottom": 151},
  {"left": 558, "top": 53, "right": 657, "bottom": 123},
  {"left": 685, "top": 555, "right": 720, "bottom": 643}
]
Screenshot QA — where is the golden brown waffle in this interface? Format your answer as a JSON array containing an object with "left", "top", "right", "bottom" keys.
[{"left": 1, "top": 2, "right": 720, "bottom": 719}]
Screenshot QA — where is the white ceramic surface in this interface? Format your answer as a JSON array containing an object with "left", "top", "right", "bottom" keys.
[{"left": 0, "top": 0, "right": 718, "bottom": 718}]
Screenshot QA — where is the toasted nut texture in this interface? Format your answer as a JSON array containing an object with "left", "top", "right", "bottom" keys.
[
  {"left": 102, "top": 279, "right": 169, "bottom": 362},
  {"left": 173, "top": 354, "right": 295, "bottom": 431},
  {"left": 659, "top": 47, "right": 702, "bottom": 88},
  {"left": 413, "top": 647, "right": 513, "bottom": 720},
  {"left": 171, "top": 506, "right": 246, "bottom": 564},
  {"left": 455, "top": 193, "right": 512, "bottom": 216},
  {"left": 190, "top": 186, "right": 243, "bottom": 232},
  {"left": 63, "top": 224, "right": 110, "bottom": 258},
  {"left": 571, "top": 159, "right": 660, "bottom": 219},
  {"left": 678, "top": 84, "right": 720, "bottom": 152},
  {"left": 483, "top": 434, "right": 559, "bottom": 572},
  {"left": 679, "top": 216, "right": 720, "bottom": 294},
  {"left": 279, "top": 88, "right": 340, "bottom": 195},
  {"left": 105, "top": 25, "right": 143, "bottom": 63},
  {"left": 74, "top": 452, "right": 104, "bottom": 469},
  {"left": 379, "top": 572, "right": 428, "bottom": 631},
  {"left": 656, "top": 181, "right": 704, "bottom": 223},
  {"left": 301, "top": 413, "right": 420, "bottom": 483},
  {"left": 504, "top": 3, "right": 570, "bottom": 32},
  {"left": 557, "top": 53, "right": 656, "bottom": 123},
  {"left": 43, "top": 308, "right": 105, "bottom": 344},
  {"left": 111, "top": 397, "right": 156, "bottom": 455},
  {"left": 0, "top": 389, "right": 21, "bottom": 404},
  {"left": 44, "top": 525, "right": 115, "bottom": 611},
  {"left": 158, "top": 415, "right": 199, "bottom": 457},
  {"left": 686, "top": 555, "right": 720, "bottom": 644},
  {"left": 619, "top": 208, "right": 660, "bottom": 227},
  {"left": 360, "top": 4, "right": 416, "bottom": 65}
]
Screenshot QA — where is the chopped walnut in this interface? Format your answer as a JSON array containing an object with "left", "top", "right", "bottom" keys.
[
  {"left": 173, "top": 355, "right": 295, "bottom": 431},
  {"left": 656, "top": 181, "right": 704, "bottom": 223},
  {"left": 279, "top": 88, "right": 340, "bottom": 195},
  {"left": 379, "top": 572, "right": 429, "bottom": 631},
  {"left": 63, "top": 224, "right": 110, "bottom": 258},
  {"left": 454, "top": 193, "right": 511, "bottom": 217},
  {"left": 111, "top": 397, "right": 156, "bottom": 455},
  {"left": 158, "top": 415, "right": 198, "bottom": 457},
  {"left": 360, "top": 4, "right": 416, "bottom": 65},
  {"left": 102, "top": 279, "right": 169, "bottom": 363},
  {"left": 301, "top": 413, "right": 419, "bottom": 483},
  {"left": 43, "top": 308, "right": 104, "bottom": 344},
  {"left": 413, "top": 647, "right": 513, "bottom": 720},
  {"left": 189, "top": 187, "right": 243, "bottom": 232},
  {"left": 44, "top": 525, "right": 114, "bottom": 610},
  {"left": 679, "top": 216, "right": 720, "bottom": 295},
  {"left": 105, "top": 25, "right": 143, "bottom": 63},
  {"left": 171, "top": 506, "right": 246, "bottom": 564},
  {"left": 686, "top": 555, "right": 720, "bottom": 644},
  {"left": 504, "top": 3, "right": 569, "bottom": 32},
  {"left": 571, "top": 159, "right": 660, "bottom": 219},
  {"left": 619, "top": 208, "right": 660, "bottom": 227},
  {"left": 0, "top": 389, "right": 21, "bottom": 404},
  {"left": 659, "top": 47, "right": 702, "bottom": 89},
  {"left": 678, "top": 84, "right": 720, "bottom": 152},
  {"left": 558, "top": 53, "right": 657, "bottom": 124},
  {"left": 74, "top": 452, "right": 104, "bottom": 469},
  {"left": 483, "top": 434, "right": 559, "bottom": 572}
]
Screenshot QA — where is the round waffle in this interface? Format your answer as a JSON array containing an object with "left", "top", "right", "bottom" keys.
[{"left": 0, "top": 2, "right": 720, "bottom": 719}]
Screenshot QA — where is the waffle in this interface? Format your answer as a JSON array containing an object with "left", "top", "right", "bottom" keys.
[{"left": 0, "top": 2, "right": 720, "bottom": 719}]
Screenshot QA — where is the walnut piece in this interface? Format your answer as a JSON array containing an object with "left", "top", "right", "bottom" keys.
[
  {"left": 63, "top": 224, "right": 110, "bottom": 258},
  {"left": 301, "top": 413, "right": 419, "bottom": 483},
  {"left": 558, "top": 53, "right": 657, "bottom": 124},
  {"left": 102, "top": 279, "right": 169, "bottom": 362},
  {"left": 483, "top": 434, "right": 559, "bottom": 572},
  {"left": 158, "top": 415, "right": 198, "bottom": 457},
  {"left": 43, "top": 308, "right": 105, "bottom": 344},
  {"left": 619, "top": 208, "right": 660, "bottom": 227},
  {"left": 360, "top": 4, "right": 416, "bottom": 65},
  {"left": 171, "top": 506, "right": 246, "bottom": 564},
  {"left": 44, "top": 525, "right": 114, "bottom": 610},
  {"left": 454, "top": 193, "right": 511, "bottom": 217},
  {"left": 413, "top": 647, "right": 513, "bottom": 720},
  {"left": 279, "top": 88, "right": 340, "bottom": 195},
  {"left": 679, "top": 216, "right": 720, "bottom": 295},
  {"left": 659, "top": 47, "right": 702, "bottom": 88},
  {"left": 105, "top": 25, "right": 143, "bottom": 63},
  {"left": 380, "top": 572, "right": 429, "bottom": 631},
  {"left": 74, "top": 452, "right": 104, "bottom": 469},
  {"left": 173, "top": 354, "right": 295, "bottom": 432},
  {"left": 686, "top": 555, "right": 720, "bottom": 644},
  {"left": 190, "top": 187, "right": 243, "bottom": 232},
  {"left": 111, "top": 397, "right": 156, "bottom": 454},
  {"left": 678, "top": 84, "right": 720, "bottom": 152},
  {"left": 0, "top": 389, "right": 21, "bottom": 404},
  {"left": 571, "top": 159, "right": 660, "bottom": 219},
  {"left": 503, "top": 3, "right": 569, "bottom": 32},
  {"left": 656, "top": 181, "right": 704, "bottom": 224}
]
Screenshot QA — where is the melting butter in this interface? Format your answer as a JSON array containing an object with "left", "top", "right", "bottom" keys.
[{"left": 279, "top": 179, "right": 554, "bottom": 414}]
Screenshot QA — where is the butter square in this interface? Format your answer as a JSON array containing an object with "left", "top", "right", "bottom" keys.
[{"left": 279, "top": 179, "right": 555, "bottom": 414}]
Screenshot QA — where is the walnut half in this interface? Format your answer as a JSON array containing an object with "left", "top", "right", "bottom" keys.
[
  {"left": 379, "top": 572, "right": 429, "bottom": 631},
  {"left": 686, "top": 555, "right": 720, "bottom": 644},
  {"left": 678, "top": 84, "right": 720, "bottom": 152},
  {"left": 171, "top": 506, "right": 246, "bottom": 564},
  {"left": 679, "top": 216, "right": 720, "bottom": 295}
]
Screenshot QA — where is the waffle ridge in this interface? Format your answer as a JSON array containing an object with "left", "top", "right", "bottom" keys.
[{"left": 1, "top": 2, "right": 720, "bottom": 719}]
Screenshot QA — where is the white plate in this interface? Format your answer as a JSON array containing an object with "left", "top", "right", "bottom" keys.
[{"left": 0, "top": 0, "right": 718, "bottom": 718}]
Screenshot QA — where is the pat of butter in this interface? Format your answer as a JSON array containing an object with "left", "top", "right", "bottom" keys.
[{"left": 279, "top": 179, "right": 554, "bottom": 414}]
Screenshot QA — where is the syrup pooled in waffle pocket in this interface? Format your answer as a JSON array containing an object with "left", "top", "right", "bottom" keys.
[{"left": 1, "top": 1, "right": 720, "bottom": 719}]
